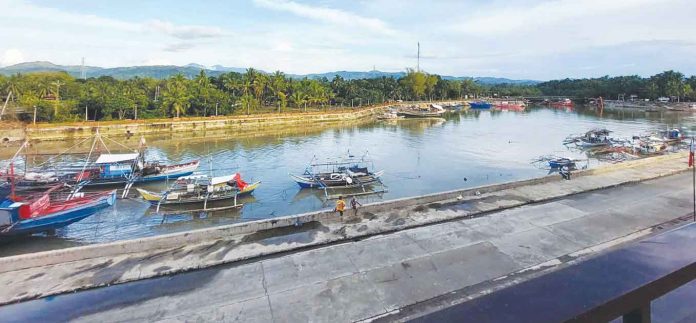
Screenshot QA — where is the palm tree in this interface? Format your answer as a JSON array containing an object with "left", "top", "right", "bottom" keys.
[
  {"left": 270, "top": 71, "right": 287, "bottom": 113},
  {"left": 162, "top": 74, "right": 191, "bottom": 118}
]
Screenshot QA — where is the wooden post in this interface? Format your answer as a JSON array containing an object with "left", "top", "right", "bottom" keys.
[{"left": 33, "top": 106, "right": 37, "bottom": 125}]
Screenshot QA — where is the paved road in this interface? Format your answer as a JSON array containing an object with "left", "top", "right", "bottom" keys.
[{"left": 1, "top": 172, "right": 694, "bottom": 323}]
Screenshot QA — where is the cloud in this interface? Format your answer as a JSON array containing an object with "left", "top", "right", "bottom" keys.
[
  {"left": 145, "top": 19, "right": 226, "bottom": 40},
  {"left": 458, "top": 0, "right": 665, "bottom": 35},
  {"left": 253, "top": 0, "right": 395, "bottom": 35},
  {"left": 163, "top": 42, "right": 197, "bottom": 52},
  {"left": 0, "top": 48, "right": 25, "bottom": 66}
]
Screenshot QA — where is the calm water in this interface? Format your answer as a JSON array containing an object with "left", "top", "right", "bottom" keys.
[{"left": 2, "top": 106, "right": 695, "bottom": 255}]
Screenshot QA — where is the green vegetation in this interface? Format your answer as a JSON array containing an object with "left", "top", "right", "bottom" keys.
[
  {"left": 0, "top": 69, "right": 693, "bottom": 123},
  {"left": 537, "top": 71, "right": 696, "bottom": 101}
]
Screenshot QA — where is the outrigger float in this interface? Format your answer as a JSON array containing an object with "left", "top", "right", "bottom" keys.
[{"left": 290, "top": 154, "right": 386, "bottom": 199}]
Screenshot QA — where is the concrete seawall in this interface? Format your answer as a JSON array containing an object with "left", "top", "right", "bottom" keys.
[
  {"left": 0, "top": 152, "right": 687, "bottom": 273},
  {"left": 5, "top": 100, "right": 469, "bottom": 142}
]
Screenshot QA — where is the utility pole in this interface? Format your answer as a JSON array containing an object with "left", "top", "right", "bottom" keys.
[
  {"left": 134, "top": 104, "right": 138, "bottom": 120},
  {"left": 0, "top": 90, "right": 11, "bottom": 121},
  {"left": 81, "top": 57, "right": 86, "bottom": 79},
  {"left": 85, "top": 105, "right": 88, "bottom": 121},
  {"left": 215, "top": 102, "right": 218, "bottom": 116},
  {"left": 417, "top": 42, "right": 420, "bottom": 72},
  {"left": 33, "top": 106, "right": 37, "bottom": 125}
]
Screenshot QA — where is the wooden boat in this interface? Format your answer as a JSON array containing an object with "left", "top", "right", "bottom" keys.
[
  {"left": 0, "top": 185, "right": 116, "bottom": 236},
  {"left": 548, "top": 157, "right": 575, "bottom": 169},
  {"left": 396, "top": 104, "right": 446, "bottom": 118},
  {"left": 493, "top": 101, "right": 526, "bottom": 111},
  {"left": 633, "top": 140, "right": 666, "bottom": 155},
  {"left": 550, "top": 99, "right": 574, "bottom": 108},
  {"left": 136, "top": 173, "right": 259, "bottom": 206},
  {"left": 573, "top": 129, "right": 612, "bottom": 148},
  {"left": 290, "top": 155, "right": 386, "bottom": 199},
  {"left": 469, "top": 101, "right": 492, "bottom": 110},
  {"left": 85, "top": 154, "right": 200, "bottom": 186}
]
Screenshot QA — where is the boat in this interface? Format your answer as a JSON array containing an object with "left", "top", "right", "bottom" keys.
[
  {"left": 493, "top": 101, "right": 525, "bottom": 111},
  {"left": 0, "top": 182, "right": 9, "bottom": 200},
  {"left": 290, "top": 155, "right": 386, "bottom": 199},
  {"left": 85, "top": 153, "right": 200, "bottom": 186},
  {"left": 136, "top": 172, "right": 259, "bottom": 207},
  {"left": 574, "top": 129, "right": 612, "bottom": 147},
  {"left": 550, "top": 98, "right": 574, "bottom": 108},
  {"left": 290, "top": 164, "right": 384, "bottom": 188},
  {"left": 396, "top": 104, "right": 446, "bottom": 118},
  {"left": 633, "top": 140, "right": 667, "bottom": 155},
  {"left": 0, "top": 185, "right": 116, "bottom": 236},
  {"left": 548, "top": 157, "right": 576, "bottom": 169},
  {"left": 656, "top": 129, "right": 683, "bottom": 144},
  {"left": 469, "top": 101, "right": 492, "bottom": 110}
]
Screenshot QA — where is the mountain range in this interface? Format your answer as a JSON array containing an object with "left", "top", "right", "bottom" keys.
[{"left": 0, "top": 61, "right": 540, "bottom": 85}]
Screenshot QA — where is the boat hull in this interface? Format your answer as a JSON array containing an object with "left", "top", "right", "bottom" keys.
[
  {"left": 290, "top": 171, "right": 384, "bottom": 189},
  {"left": 469, "top": 102, "right": 492, "bottom": 109},
  {"left": 137, "top": 181, "right": 260, "bottom": 206},
  {"left": 85, "top": 161, "right": 199, "bottom": 187},
  {"left": 0, "top": 190, "right": 116, "bottom": 236}
]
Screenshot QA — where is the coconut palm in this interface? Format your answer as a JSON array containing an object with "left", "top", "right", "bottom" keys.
[{"left": 162, "top": 74, "right": 191, "bottom": 118}]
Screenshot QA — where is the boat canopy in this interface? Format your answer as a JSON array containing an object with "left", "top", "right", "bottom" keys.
[
  {"left": 211, "top": 174, "right": 238, "bottom": 186},
  {"left": 95, "top": 153, "right": 139, "bottom": 164}
]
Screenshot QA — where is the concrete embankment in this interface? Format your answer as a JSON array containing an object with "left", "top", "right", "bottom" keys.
[
  {"left": 3, "top": 100, "right": 469, "bottom": 142},
  {"left": 0, "top": 152, "right": 689, "bottom": 305}
]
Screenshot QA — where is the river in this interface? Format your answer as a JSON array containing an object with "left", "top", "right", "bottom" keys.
[{"left": 1, "top": 105, "right": 694, "bottom": 256}]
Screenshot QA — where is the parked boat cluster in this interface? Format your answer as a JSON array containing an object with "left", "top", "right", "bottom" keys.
[{"left": 0, "top": 133, "right": 386, "bottom": 237}]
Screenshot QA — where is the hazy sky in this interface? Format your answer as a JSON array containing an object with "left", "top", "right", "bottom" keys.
[{"left": 1, "top": 0, "right": 695, "bottom": 80}]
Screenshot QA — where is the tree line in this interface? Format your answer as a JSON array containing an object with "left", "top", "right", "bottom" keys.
[{"left": 0, "top": 69, "right": 693, "bottom": 123}]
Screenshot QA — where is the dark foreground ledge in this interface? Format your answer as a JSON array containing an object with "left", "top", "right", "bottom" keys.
[{"left": 395, "top": 222, "right": 696, "bottom": 323}]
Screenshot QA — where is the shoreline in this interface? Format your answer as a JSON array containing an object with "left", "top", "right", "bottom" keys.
[{"left": 0, "top": 100, "right": 466, "bottom": 142}]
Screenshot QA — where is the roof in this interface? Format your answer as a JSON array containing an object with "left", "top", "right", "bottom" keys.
[
  {"left": 95, "top": 153, "right": 140, "bottom": 164},
  {"left": 211, "top": 173, "right": 238, "bottom": 186}
]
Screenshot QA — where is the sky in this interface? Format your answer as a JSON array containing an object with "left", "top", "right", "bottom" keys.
[{"left": 1, "top": 0, "right": 695, "bottom": 80}]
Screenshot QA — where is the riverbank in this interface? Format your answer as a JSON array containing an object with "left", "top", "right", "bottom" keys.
[
  {"left": 0, "top": 101, "right": 466, "bottom": 142},
  {"left": 0, "top": 152, "right": 689, "bottom": 305}
]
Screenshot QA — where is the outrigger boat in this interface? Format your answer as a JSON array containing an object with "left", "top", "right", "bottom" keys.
[
  {"left": 136, "top": 172, "right": 259, "bottom": 211},
  {"left": 0, "top": 184, "right": 116, "bottom": 236},
  {"left": 86, "top": 153, "right": 200, "bottom": 187},
  {"left": 290, "top": 154, "right": 386, "bottom": 199},
  {"left": 396, "top": 104, "right": 446, "bottom": 118},
  {"left": 566, "top": 128, "right": 613, "bottom": 148}
]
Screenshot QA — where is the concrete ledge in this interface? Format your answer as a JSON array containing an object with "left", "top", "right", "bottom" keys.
[{"left": 0, "top": 152, "right": 688, "bottom": 273}]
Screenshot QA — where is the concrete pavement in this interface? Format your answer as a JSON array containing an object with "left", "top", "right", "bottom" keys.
[{"left": 0, "top": 171, "right": 694, "bottom": 322}]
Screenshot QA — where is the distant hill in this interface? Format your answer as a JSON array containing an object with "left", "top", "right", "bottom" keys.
[
  {"left": 0, "top": 61, "right": 540, "bottom": 84},
  {"left": 297, "top": 70, "right": 539, "bottom": 85}
]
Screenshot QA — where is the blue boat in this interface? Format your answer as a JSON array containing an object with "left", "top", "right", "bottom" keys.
[
  {"left": 0, "top": 189, "right": 116, "bottom": 236},
  {"left": 0, "top": 183, "right": 9, "bottom": 201},
  {"left": 469, "top": 101, "right": 493, "bottom": 110},
  {"left": 85, "top": 154, "right": 200, "bottom": 186},
  {"left": 548, "top": 157, "right": 575, "bottom": 169}
]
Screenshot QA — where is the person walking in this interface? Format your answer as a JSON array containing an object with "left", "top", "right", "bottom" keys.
[
  {"left": 335, "top": 196, "right": 346, "bottom": 217},
  {"left": 350, "top": 196, "right": 362, "bottom": 216}
]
